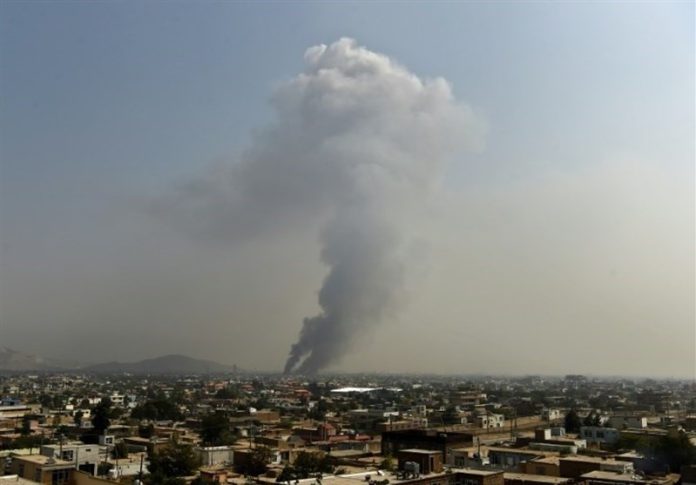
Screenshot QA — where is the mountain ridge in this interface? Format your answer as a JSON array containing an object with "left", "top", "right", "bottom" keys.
[
  {"left": 81, "top": 353, "right": 235, "bottom": 374},
  {"left": 0, "top": 348, "right": 236, "bottom": 374}
]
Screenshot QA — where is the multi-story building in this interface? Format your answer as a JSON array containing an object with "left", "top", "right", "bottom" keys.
[{"left": 9, "top": 455, "right": 74, "bottom": 485}]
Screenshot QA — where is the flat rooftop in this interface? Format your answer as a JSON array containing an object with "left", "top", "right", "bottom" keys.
[
  {"left": 398, "top": 449, "right": 442, "bottom": 455},
  {"left": 580, "top": 471, "right": 676, "bottom": 484},
  {"left": 453, "top": 469, "right": 503, "bottom": 477},
  {"left": 14, "top": 455, "right": 73, "bottom": 467},
  {"left": 268, "top": 467, "right": 503, "bottom": 485},
  {"left": 561, "top": 456, "right": 627, "bottom": 465},
  {"left": 0, "top": 475, "right": 40, "bottom": 485},
  {"left": 504, "top": 473, "right": 571, "bottom": 484}
]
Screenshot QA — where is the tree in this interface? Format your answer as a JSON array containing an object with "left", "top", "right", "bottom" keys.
[
  {"left": 190, "top": 477, "right": 217, "bottom": 485},
  {"left": 200, "top": 412, "right": 236, "bottom": 446},
  {"left": 564, "top": 409, "right": 581, "bottom": 433},
  {"left": 39, "top": 394, "right": 53, "bottom": 409},
  {"left": 442, "top": 406, "right": 461, "bottom": 425},
  {"left": 276, "top": 466, "right": 295, "bottom": 483},
  {"left": 20, "top": 415, "right": 32, "bottom": 436},
  {"left": 653, "top": 432, "right": 696, "bottom": 470},
  {"left": 131, "top": 398, "right": 183, "bottom": 422},
  {"left": 139, "top": 424, "right": 155, "bottom": 438},
  {"left": 583, "top": 412, "right": 601, "bottom": 427},
  {"left": 92, "top": 398, "right": 112, "bottom": 435},
  {"left": 112, "top": 441, "right": 129, "bottom": 459},
  {"left": 236, "top": 446, "right": 272, "bottom": 477},
  {"left": 292, "top": 451, "right": 334, "bottom": 478},
  {"left": 379, "top": 456, "right": 395, "bottom": 471},
  {"left": 214, "top": 386, "right": 240, "bottom": 400},
  {"left": 148, "top": 444, "right": 200, "bottom": 483},
  {"left": 74, "top": 410, "right": 84, "bottom": 428},
  {"left": 308, "top": 400, "right": 329, "bottom": 421}
]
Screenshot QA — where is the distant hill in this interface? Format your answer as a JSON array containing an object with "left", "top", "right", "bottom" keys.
[
  {"left": 0, "top": 347, "right": 74, "bottom": 371},
  {"left": 82, "top": 354, "right": 235, "bottom": 374}
]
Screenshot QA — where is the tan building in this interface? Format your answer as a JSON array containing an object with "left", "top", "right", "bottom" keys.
[
  {"left": 558, "top": 457, "right": 633, "bottom": 479},
  {"left": 581, "top": 470, "right": 679, "bottom": 485},
  {"left": 519, "top": 457, "right": 560, "bottom": 477},
  {"left": 503, "top": 473, "right": 570, "bottom": 485},
  {"left": 397, "top": 449, "right": 443, "bottom": 475},
  {"left": 9, "top": 455, "right": 74, "bottom": 485}
]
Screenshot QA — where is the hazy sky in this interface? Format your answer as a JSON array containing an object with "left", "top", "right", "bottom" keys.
[{"left": 1, "top": 2, "right": 693, "bottom": 377}]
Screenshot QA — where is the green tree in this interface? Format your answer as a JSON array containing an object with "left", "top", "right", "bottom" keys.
[
  {"left": 20, "top": 415, "right": 32, "bottom": 436},
  {"left": 442, "top": 406, "right": 460, "bottom": 425},
  {"left": 653, "top": 432, "right": 696, "bottom": 470},
  {"left": 190, "top": 477, "right": 217, "bottom": 485},
  {"left": 292, "top": 451, "right": 334, "bottom": 478},
  {"left": 74, "top": 410, "right": 84, "bottom": 428},
  {"left": 276, "top": 465, "right": 296, "bottom": 483},
  {"left": 148, "top": 444, "right": 200, "bottom": 482},
  {"left": 39, "top": 394, "right": 53, "bottom": 409},
  {"left": 92, "top": 398, "right": 112, "bottom": 435},
  {"left": 214, "top": 386, "right": 240, "bottom": 400},
  {"left": 583, "top": 412, "right": 601, "bottom": 427},
  {"left": 131, "top": 398, "right": 183, "bottom": 421},
  {"left": 139, "top": 424, "right": 155, "bottom": 438},
  {"left": 200, "top": 412, "right": 236, "bottom": 446},
  {"left": 379, "top": 456, "right": 394, "bottom": 471},
  {"left": 236, "top": 446, "right": 272, "bottom": 477},
  {"left": 564, "top": 409, "right": 581, "bottom": 433},
  {"left": 111, "top": 441, "right": 129, "bottom": 459},
  {"left": 308, "top": 400, "right": 329, "bottom": 421}
]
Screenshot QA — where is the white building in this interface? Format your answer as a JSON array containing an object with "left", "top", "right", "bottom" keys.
[
  {"left": 195, "top": 446, "right": 234, "bottom": 466},
  {"left": 608, "top": 415, "right": 648, "bottom": 429},
  {"left": 542, "top": 409, "right": 562, "bottom": 421},
  {"left": 580, "top": 426, "right": 620, "bottom": 445},
  {"left": 476, "top": 413, "right": 505, "bottom": 429},
  {"left": 41, "top": 443, "right": 100, "bottom": 475}
]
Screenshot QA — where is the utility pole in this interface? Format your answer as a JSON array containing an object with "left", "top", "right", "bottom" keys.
[{"left": 138, "top": 453, "right": 144, "bottom": 484}]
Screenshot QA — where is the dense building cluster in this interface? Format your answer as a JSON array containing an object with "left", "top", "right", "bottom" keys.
[{"left": 1, "top": 373, "right": 695, "bottom": 485}]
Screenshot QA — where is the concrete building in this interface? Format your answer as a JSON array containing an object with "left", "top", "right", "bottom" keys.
[
  {"left": 377, "top": 419, "right": 427, "bottom": 433},
  {"left": 40, "top": 443, "right": 99, "bottom": 475},
  {"left": 382, "top": 429, "right": 474, "bottom": 462},
  {"left": 9, "top": 455, "right": 74, "bottom": 485},
  {"left": 450, "top": 468, "right": 504, "bottom": 485},
  {"left": 486, "top": 448, "right": 545, "bottom": 470},
  {"left": 558, "top": 457, "right": 633, "bottom": 479},
  {"left": 608, "top": 415, "right": 648, "bottom": 430},
  {"left": 581, "top": 471, "right": 679, "bottom": 485},
  {"left": 520, "top": 457, "right": 560, "bottom": 477},
  {"left": 396, "top": 449, "right": 443, "bottom": 475},
  {"left": 476, "top": 413, "right": 505, "bottom": 429},
  {"left": 541, "top": 410, "right": 562, "bottom": 422},
  {"left": 195, "top": 445, "right": 234, "bottom": 466},
  {"left": 580, "top": 426, "right": 620, "bottom": 446},
  {"left": 503, "top": 473, "right": 571, "bottom": 485}
]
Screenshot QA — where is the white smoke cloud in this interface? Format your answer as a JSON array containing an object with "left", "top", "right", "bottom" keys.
[{"left": 160, "top": 38, "right": 484, "bottom": 374}]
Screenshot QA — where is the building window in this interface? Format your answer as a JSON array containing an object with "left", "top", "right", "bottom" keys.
[{"left": 52, "top": 469, "right": 69, "bottom": 485}]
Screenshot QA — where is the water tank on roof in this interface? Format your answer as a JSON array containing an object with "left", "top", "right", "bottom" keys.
[{"left": 403, "top": 461, "right": 420, "bottom": 475}]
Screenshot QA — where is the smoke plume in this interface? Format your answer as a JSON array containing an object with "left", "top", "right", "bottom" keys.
[{"left": 162, "top": 38, "right": 483, "bottom": 374}]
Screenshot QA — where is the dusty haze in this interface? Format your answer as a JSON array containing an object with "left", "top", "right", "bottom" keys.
[{"left": 1, "top": 3, "right": 693, "bottom": 378}]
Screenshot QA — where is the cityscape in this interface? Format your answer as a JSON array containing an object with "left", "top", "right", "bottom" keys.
[
  {"left": 0, "top": 368, "right": 695, "bottom": 485},
  {"left": 1, "top": 2, "right": 694, "bottom": 485}
]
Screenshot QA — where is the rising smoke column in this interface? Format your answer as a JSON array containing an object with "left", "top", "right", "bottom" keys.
[
  {"left": 279, "top": 39, "right": 482, "bottom": 374},
  {"left": 160, "top": 38, "right": 482, "bottom": 374}
]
